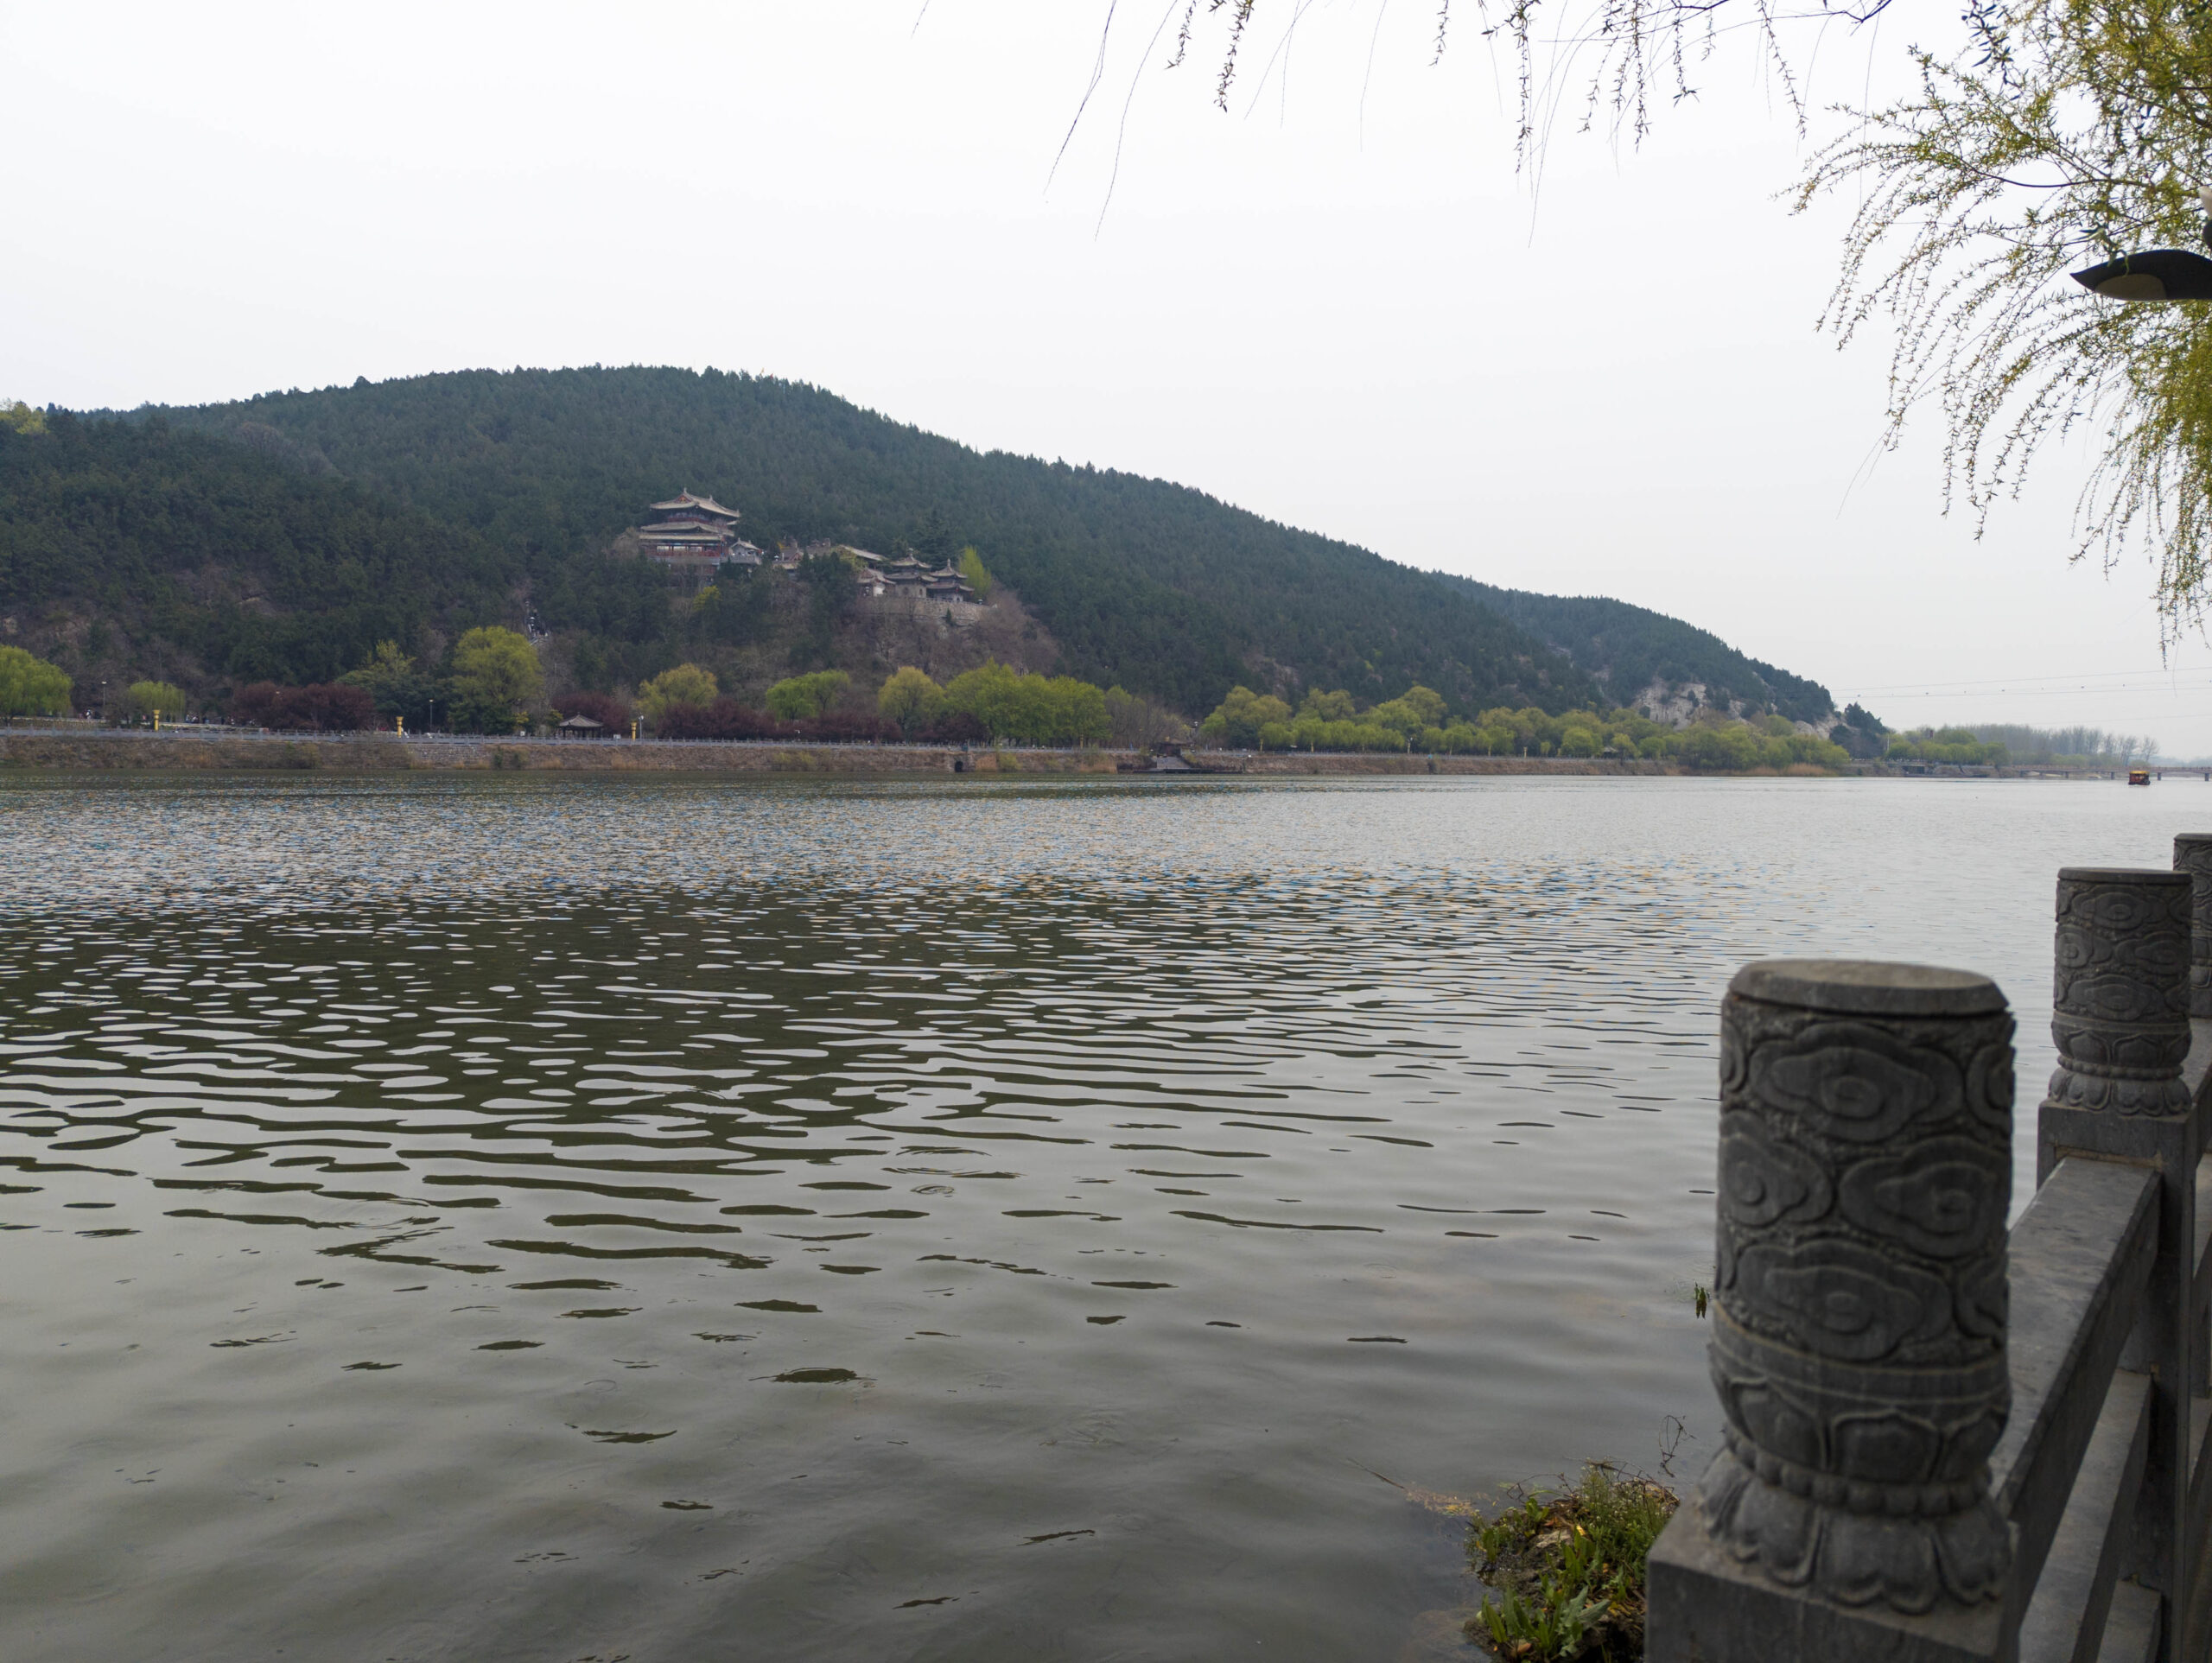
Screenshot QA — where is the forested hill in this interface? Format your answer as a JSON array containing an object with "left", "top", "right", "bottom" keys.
[
  {"left": 1441, "top": 578, "right": 1836, "bottom": 727},
  {"left": 125, "top": 366, "right": 1597, "bottom": 715},
  {"left": 0, "top": 413, "right": 513, "bottom": 686},
  {"left": 11, "top": 365, "right": 1840, "bottom": 723}
]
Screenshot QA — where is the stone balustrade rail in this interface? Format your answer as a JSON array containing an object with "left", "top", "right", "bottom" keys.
[{"left": 1649, "top": 846, "right": 2212, "bottom": 1663}]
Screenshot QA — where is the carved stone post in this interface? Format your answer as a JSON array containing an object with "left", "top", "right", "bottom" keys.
[
  {"left": 2175, "top": 835, "right": 2212, "bottom": 1401},
  {"left": 1649, "top": 959, "right": 2016, "bottom": 1663},
  {"left": 2044, "top": 867, "right": 2193, "bottom": 1120},
  {"left": 2172, "top": 834, "right": 2212, "bottom": 1021},
  {"left": 2037, "top": 867, "right": 2196, "bottom": 1650}
]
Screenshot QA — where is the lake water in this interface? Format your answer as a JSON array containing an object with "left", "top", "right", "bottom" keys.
[{"left": 0, "top": 773, "right": 2196, "bottom": 1662}]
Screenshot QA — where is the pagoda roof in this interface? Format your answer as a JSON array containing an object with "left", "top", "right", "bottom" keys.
[{"left": 645, "top": 491, "right": 741, "bottom": 522}]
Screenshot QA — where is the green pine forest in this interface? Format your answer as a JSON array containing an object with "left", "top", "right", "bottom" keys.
[
  {"left": 1442, "top": 579, "right": 1837, "bottom": 728},
  {"left": 0, "top": 365, "right": 1849, "bottom": 734}
]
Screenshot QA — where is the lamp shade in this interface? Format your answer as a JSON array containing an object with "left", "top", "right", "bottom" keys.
[{"left": 2071, "top": 248, "right": 2212, "bottom": 300}]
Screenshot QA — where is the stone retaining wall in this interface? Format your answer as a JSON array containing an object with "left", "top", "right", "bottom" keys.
[{"left": 1224, "top": 752, "right": 1672, "bottom": 777}]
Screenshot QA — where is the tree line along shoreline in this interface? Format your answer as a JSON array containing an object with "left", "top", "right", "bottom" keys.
[
  {"left": 1, "top": 636, "right": 1838, "bottom": 770},
  {"left": 0, "top": 727, "right": 2136, "bottom": 783},
  {"left": 0, "top": 635, "right": 2130, "bottom": 776}
]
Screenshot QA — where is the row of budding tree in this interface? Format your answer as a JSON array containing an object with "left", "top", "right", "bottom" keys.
[
  {"left": 1882, "top": 726, "right": 2161, "bottom": 769},
  {"left": 597, "top": 659, "right": 1177, "bottom": 749},
  {"left": 14, "top": 633, "right": 2000, "bottom": 776},
  {"left": 86, "top": 630, "right": 559, "bottom": 734},
  {"left": 1200, "top": 685, "right": 1854, "bottom": 770}
]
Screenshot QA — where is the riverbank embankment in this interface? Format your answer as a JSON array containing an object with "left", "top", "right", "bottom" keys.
[{"left": 0, "top": 730, "right": 1679, "bottom": 777}]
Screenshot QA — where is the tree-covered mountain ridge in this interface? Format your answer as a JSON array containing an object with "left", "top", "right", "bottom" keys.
[
  {"left": 1440, "top": 577, "right": 1839, "bottom": 728},
  {"left": 5, "top": 365, "right": 1842, "bottom": 728}
]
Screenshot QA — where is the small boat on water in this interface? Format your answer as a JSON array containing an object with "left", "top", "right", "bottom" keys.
[{"left": 2129, "top": 767, "right": 2152, "bottom": 786}]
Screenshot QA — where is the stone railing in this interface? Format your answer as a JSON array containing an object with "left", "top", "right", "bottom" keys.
[{"left": 1648, "top": 846, "right": 2212, "bottom": 1663}]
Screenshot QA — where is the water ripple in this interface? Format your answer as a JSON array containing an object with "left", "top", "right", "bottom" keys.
[{"left": 0, "top": 772, "right": 2186, "bottom": 1659}]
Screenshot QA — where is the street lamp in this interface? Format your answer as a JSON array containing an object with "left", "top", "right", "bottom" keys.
[{"left": 2072, "top": 187, "right": 2212, "bottom": 300}]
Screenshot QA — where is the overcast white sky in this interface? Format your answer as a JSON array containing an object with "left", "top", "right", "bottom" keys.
[{"left": 6, "top": 1, "right": 2209, "bottom": 750}]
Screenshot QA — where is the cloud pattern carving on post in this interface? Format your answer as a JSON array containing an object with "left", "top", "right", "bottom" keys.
[
  {"left": 1697, "top": 961, "right": 2013, "bottom": 1614},
  {"left": 2049, "top": 867, "right": 2191, "bottom": 1114},
  {"left": 2170, "top": 836, "right": 2212, "bottom": 1021}
]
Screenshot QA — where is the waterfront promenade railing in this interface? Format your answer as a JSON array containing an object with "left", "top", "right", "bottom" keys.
[{"left": 1648, "top": 844, "right": 2212, "bottom": 1662}]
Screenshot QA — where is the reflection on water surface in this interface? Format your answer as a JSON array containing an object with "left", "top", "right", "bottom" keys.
[{"left": 0, "top": 774, "right": 2191, "bottom": 1660}]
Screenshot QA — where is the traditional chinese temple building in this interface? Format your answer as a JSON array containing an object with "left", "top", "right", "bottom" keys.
[
  {"left": 635, "top": 492, "right": 760, "bottom": 571},
  {"left": 864, "top": 553, "right": 979, "bottom": 606}
]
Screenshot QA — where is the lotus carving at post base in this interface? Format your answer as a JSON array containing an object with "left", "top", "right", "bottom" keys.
[
  {"left": 1714, "top": 1350, "right": 2003, "bottom": 1488},
  {"left": 1715, "top": 1372, "right": 1824, "bottom": 1470},
  {"left": 1707, "top": 1313, "right": 2012, "bottom": 1586},
  {"left": 2047, "top": 1013, "right": 2193, "bottom": 1114},
  {"left": 2050, "top": 1015, "right": 2190, "bottom": 1075},
  {"left": 1700, "top": 1448, "right": 2010, "bottom": 1613},
  {"left": 1715, "top": 1375, "right": 1959, "bottom": 1487}
]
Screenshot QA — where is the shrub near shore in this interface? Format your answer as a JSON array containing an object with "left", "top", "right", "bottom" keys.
[
  {"left": 0, "top": 645, "right": 73, "bottom": 717},
  {"left": 1883, "top": 727, "right": 2008, "bottom": 767},
  {"left": 1468, "top": 1466, "right": 1679, "bottom": 1661},
  {"left": 232, "top": 681, "right": 376, "bottom": 731}
]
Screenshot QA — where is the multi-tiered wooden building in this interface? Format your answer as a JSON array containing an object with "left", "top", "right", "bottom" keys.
[
  {"left": 635, "top": 492, "right": 763, "bottom": 575},
  {"left": 853, "top": 550, "right": 980, "bottom": 606}
]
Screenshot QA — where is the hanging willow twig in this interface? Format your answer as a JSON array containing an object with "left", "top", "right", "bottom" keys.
[
  {"left": 1148, "top": 0, "right": 2212, "bottom": 624},
  {"left": 1160, "top": 0, "right": 1897, "bottom": 161},
  {"left": 1799, "top": 0, "right": 2212, "bottom": 627}
]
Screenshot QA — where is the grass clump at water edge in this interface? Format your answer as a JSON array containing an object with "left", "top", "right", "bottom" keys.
[{"left": 1465, "top": 1463, "right": 1678, "bottom": 1661}]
